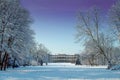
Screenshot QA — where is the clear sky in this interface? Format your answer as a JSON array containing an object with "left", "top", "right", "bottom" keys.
[{"left": 20, "top": 0, "right": 115, "bottom": 54}]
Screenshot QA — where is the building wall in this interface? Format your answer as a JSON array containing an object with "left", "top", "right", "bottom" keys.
[{"left": 50, "top": 54, "right": 79, "bottom": 63}]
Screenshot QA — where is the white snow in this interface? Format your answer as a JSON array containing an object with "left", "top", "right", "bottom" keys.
[{"left": 0, "top": 63, "right": 120, "bottom": 80}]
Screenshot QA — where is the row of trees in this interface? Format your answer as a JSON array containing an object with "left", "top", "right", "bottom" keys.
[
  {"left": 76, "top": 0, "right": 120, "bottom": 69},
  {"left": 0, "top": 0, "right": 50, "bottom": 70},
  {"left": 0, "top": 0, "right": 35, "bottom": 70},
  {"left": 30, "top": 43, "right": 50, "bottom": 66}
]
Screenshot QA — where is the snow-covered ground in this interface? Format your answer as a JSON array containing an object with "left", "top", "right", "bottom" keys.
[{"left": 0, "top": 63, "right": 120, "bottom": 80}]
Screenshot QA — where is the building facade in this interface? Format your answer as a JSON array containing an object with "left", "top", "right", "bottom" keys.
[{"left": 50, "top": 54, "right": 79, "bottom": 63}]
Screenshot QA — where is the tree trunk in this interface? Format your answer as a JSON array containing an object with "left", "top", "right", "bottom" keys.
[
  {"left": 0, "top": 52, "right": 1, "bottom": 65},
  {"left": 1, "top": 52, "right": 7, "bottom": 70},
  {"left": 12, "top": 58, "right": 16, "bottom": 69},
  {"left": 4, "top": 53, "right": 8, "bottom": 70}
]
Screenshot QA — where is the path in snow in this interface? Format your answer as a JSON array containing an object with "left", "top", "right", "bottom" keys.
[{"left": 0, "top": 63, "right": 120, "bottom": 80}]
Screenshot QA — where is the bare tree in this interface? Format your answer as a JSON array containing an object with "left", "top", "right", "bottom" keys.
[
  {"left": 108, "top": 0, "right": 120, "bottom": 68},
  {"left": 76, "top": 7, "right": 112, "bottom": 68},
  {"left": 109, "top": 0, "right": 120, "bottom": 40}
]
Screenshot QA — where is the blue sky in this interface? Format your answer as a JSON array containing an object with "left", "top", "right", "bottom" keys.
[
  {"left": 20, "top": 0, "right": 115, "bottom": 54},
  {"left": 30, "top": 10, "right": 81, "bottom": 54}
]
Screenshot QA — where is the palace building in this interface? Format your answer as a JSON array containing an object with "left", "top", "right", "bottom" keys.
[{"left": 50, "top": 54, "right": 79, "bottom": 63}]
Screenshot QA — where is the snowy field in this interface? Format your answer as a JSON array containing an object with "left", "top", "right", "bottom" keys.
[{"left": 0, "top": 63, "right": 120, "bottom": 80}]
